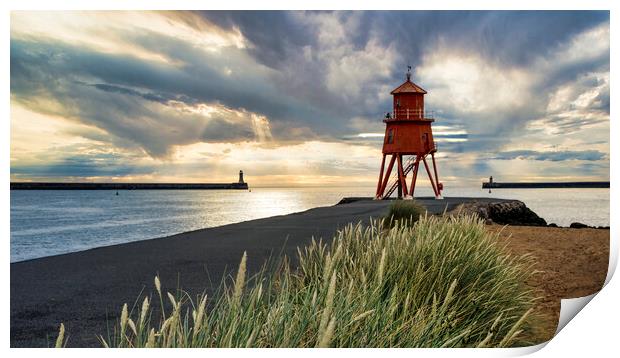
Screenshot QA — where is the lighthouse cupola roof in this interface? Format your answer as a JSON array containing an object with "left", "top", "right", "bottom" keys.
[{"left": 390, "top": 67, "right": 427, "bottom": 95}]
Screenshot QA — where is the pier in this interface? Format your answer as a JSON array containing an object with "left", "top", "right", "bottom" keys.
[
  {"left": 482, "top": 181, "right": 609, "bottom": 189},
  {"left": 10, "top": 182, "right": 249, "bottom": 190},
  {"left": 10, "top": 170, "right": 249, "bottom": 190}
]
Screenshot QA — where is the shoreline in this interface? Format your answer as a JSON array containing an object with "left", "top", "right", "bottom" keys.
[
  {"left": 11, "top": 195, "right": 608, "bottom": 264},
  {"left": 11, "top": 196, "right": 522, "bottom": 264},
  {"left": 10, "top": 197, "right": 609, "bottom": 347}
]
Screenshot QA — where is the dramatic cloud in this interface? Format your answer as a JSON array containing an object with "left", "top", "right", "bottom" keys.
[
  {"left": 10, "top": 11, "right": 610, "bottom": 185},
  {"left": 490, "top": 150, "right": 606, "bottom": 162}
]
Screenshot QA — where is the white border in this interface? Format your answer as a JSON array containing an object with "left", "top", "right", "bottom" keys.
[{"left": 2, "top": 1, "right": 617, "bottom": 357}]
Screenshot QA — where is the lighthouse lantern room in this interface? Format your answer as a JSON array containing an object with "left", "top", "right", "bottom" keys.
[{"left": 375, "top": 67, "right": 443, "bottom": 200}]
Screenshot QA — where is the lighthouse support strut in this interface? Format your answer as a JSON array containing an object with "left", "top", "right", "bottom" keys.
[
  {"left": 396, "top": 155, "right": 408, "bottom": 198},
  {"left": 422, "top": 156, "right": 439, "bottom": 198},
  {"left": 375, "top": 154, "right": 387, "bottom": 198},
  {"left": 409, "top": 155, "right": 421, "bottom": 196},
  {"left": 378, "top": 155, "right": 396, "bottom": 197},
  {"left": 431, "top": 152, "right": 442, "bottom": 198}
]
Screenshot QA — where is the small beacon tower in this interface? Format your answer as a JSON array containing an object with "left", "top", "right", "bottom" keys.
[
  {"left": 238, "top": 170, "right": 245, "bottom": 184},
  {"left": 375, "top": 67, "right": 443, "bottom": 200}
]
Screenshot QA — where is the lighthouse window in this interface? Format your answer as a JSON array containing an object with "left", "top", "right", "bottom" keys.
[{"left": 387, "top": 128, "right": 394, "bottom": 144}]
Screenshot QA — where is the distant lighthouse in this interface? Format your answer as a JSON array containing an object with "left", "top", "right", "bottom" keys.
[{"left": 238, "top": 170, "right": 245, "bottom": 184}]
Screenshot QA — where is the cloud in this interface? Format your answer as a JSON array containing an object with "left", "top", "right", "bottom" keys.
[
  {"left": 490, "top": 150, "right": 606, "bottom": 162},
  {"left": 10, "top": 38, "right": 285, "bottom": 157},
  {"left": 11, "top": 156, "right": 155, "bottom": 179},
  {"left": 10, "top": 11, "right": 610, "bottom": 183},
  {"left": 413, "top": 21, "right": 608, "bottom": 156}
]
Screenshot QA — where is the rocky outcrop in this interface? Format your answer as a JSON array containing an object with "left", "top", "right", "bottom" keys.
[
  {"left": 569, "top": 222, "right": 589, "bottom": 229},
  {"left": 569, "top": 222, "right": 610, "bottom": 229},
  {"left": 449, "top": 200, "right": 547, "bottom": 226}
]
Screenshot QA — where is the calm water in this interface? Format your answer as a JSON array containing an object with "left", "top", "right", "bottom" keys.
[{"left": 10, "top": 186, "right": 609, "bottom": 262}]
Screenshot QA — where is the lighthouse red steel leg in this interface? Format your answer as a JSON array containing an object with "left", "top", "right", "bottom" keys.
[
  {"left": 379, "top": 155, "right": 396, "bottom": 198},
  {"left": 401, "top": 155, "right": 409, "bottom": 197},
  {"left": 396, "top": 154, "right": 408, "bottom": 198},
  {"left": 431, "top": 152, "right": 442, "bottom": 197},
  {"left": 422, "top": 156, "right": 439, "bottom": 197},
  {"left": 375, "top": 154, "right": 387, "bottom": 198},
  {"left": 409, "top": 155, "right": 421, "bottom": 196}
]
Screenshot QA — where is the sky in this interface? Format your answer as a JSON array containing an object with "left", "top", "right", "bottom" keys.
[{"left": 10, "top": 10, "right": 610, "bottom": 187}]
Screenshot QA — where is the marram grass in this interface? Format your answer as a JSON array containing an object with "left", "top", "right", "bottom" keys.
[
  {"left": 57, "top": 214, "right": 537, "bottom": 348},
  {"left": 386, "top": 200, "right": 426, "bottom": 226}
]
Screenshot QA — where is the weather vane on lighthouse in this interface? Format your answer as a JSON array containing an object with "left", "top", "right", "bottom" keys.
[{"left": 375, "top": 67, "right": 443, "bottom": 200}]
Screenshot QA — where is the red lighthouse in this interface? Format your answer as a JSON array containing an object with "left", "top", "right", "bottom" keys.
[{"left": 375, "top": 68, "right": 443, "bottom": 199}]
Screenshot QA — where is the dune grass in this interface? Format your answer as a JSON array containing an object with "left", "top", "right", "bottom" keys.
[
  {"left": 57, "top": 214, "right": 537, "bottom": 348},
  {"left": 386, "top": 200, "right": 427, "bottom": 227}
]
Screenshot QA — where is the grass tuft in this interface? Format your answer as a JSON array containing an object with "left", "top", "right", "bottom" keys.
[{"left": 386, "top": 200, "right": 426, "bottom": 227}]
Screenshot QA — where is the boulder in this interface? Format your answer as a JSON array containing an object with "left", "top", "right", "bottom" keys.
[
  {"left": 488, "top": 201, "right": 547, "bottom": 226},
  {"left": 570, "top": 222, "right": 589, "bottom": 229},
  {"left": 449, "top": 200, "right": 547, "bottom": 226}
]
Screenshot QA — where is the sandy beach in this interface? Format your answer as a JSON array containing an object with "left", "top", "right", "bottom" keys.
[
  {"left": 493, "top": 225, "right": 609, "bottom": 343},
  {"left": 10, "top": 198, "right": 609, "bottom": 347}
]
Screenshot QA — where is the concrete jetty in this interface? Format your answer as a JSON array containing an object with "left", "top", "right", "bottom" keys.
[
  {"left": 482, "top": 181, "right": 609, "bottom": 189},
  {"left": 10, "top": 182, "right": 249, "bottom": 190}
]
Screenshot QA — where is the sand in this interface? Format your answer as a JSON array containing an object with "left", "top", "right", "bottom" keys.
[{"left": 491, "top": 225, "right": 609, "bottom": 343}]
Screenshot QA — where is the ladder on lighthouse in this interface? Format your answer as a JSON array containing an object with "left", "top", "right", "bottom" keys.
[{"left": 383, "top": 156, "right": 417, "bottom": 199}]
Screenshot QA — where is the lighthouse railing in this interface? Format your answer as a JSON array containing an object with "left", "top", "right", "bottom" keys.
[{"left": 384, "top": 109, "right": 435, "bottom": 120}]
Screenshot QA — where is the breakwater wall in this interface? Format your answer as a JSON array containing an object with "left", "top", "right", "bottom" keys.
[
  {"left": 10, "top": 182, "right": 249, "bottom": 190},
  {"left": 482, "top": 181, "right": 609, "bottom": 189}
]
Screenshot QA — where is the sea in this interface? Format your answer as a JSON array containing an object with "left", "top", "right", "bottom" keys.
[{"left": 10, "top": 186, "right": 610, "bottom": 263}]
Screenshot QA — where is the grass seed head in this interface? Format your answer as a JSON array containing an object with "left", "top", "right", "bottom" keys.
[
  {"left": 317, "top": 317, "right": 336, "bottom": 348},
  {"left": 233, "top": 251, "right": 248, "bottom": 305},
  {"left": 139, "top": 296, "right": 149, "bottom": 328},
  {"left": 146, "top": 328, "right": 156, "bottom": 348},
  {"left": 193, "top": 295, "right": 208, "bottom": 335},
  {"left": 128, "top": 318, "right": 137, "bottom": 336},
  {"left": 120, "top": 303, "right": 128, "bottom": 338},
  {"left": 167, "top": 292, "right": 177, "bottom": 310},
  {"left": 154, "top": 276, "right": 161, "bottom": 297},
  {"left": 54, "top": 323, "right": 65, "bottom": 348}
]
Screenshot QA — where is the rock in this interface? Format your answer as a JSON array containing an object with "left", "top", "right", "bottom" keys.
[
  {"left": 486, "top": 201, "right": 547, "bottom": 226},
  {"left": 484, "top": 218, "right": 494, "bottom": 225},
  {"left": 548, "top": 223, "right": 558, "bottom": 227},
  {"left": 570, "top": 222, "right": 589, "bottom": 229},
  {"left": 448, "top": 200, "right": 547, "bottom": 226}
]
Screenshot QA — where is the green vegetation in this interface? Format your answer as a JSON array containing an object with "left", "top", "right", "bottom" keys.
[
  {"left": 57, "top": 215, "right": 536, "bottom": 348},
  {"left": 386, "top": 200, "right": 426, "bottom": 227}
]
